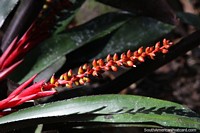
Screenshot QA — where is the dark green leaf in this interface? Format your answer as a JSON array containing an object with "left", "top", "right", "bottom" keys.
[
  {"left": 53, "top": 0, "right": 85, "bottom": 35},
  {"left": 95, "top": 16, "right": 175, "bottom": 58},
  {"left": 0, "top": 94, "right": 199, "bottom": 132},
  {"left": 177, "top": 12, "right": 200, "bottom": 29},
  {"left": 0, "top": 0, "right": 19, "bottom": 28},
  {"left": 9, "top": 13, "right": 129, "bottom": 83},
  {"left": 97, "top": 0, "right": 178, "bottom": 25}
]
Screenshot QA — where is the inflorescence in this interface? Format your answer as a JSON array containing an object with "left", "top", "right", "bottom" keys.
[{"left": 44, "top": 39, "right": 174, "bottom": 89}]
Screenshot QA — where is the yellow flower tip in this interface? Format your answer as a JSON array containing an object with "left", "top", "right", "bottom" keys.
[
  {"left": 138, "top": 56, "right": 145, "bottom": 62},
  {"left": 79, "top": 78, "right": 85, "bottom": 85},
  {"left": 106, "top": 54, "right": 112, "bottom": 62},
  {"left": 50, "top": 75, "right": 55, "bottom": 84},
  {"left": 63, "top": 73, "right": 68, "bottom": 81},
  {"left": 126, "top": 50, "right": 132, "bottom": 58},
  {"left": 68, "top": 69, "right": 73, "bottom": 77},
  {"left": 138, "top": 47, "right": 143, "bottom": 55},
  {"left": 83, "top": 77, "right": 90, "bottom": 83},
  {"left": 120, "top": 53, "right": 127, "bottom": 62},
  {"left": 78, "top": 66, "right": 84, "bottom": 75},
  {"left": 92, "top": 71, "right": 98, "bottom": 76},
  {"left": 111, "top": 65, "right": 118, "bottom": 72},
  {"left": 155, "top": 42, "right": 161, "bottom": 49},
  {"left": 82, "top": 63, "right": 88, "bottom": 70},
  {"left": 66, "top": 83, "right": 72, "bottom": 88},
  {"left": 113, "top": 53, "right": 118, "bottom": 61},
  {"left": 98, "top": 59, "right": 104, "bottom": 66},
  {"left": 127, "top": 60, "right": 134, "bottom": 67},
  {"left": 92, "top": 59, "right": 97, "bottom": 67},
  {"left": 59, "top": 74, "right": 64, "bottom": 80},
  {"left": 75, "top": 81, "right": 79, "bottom": 86}
]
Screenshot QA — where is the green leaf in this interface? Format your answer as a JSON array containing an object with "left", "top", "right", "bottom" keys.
[
  {"left": 0, "top": 94, "right": 199, "bottom": 132},
  {"left": 9, "top": 13, "right": 130, "bottom": 83},
  {"left": 0, "top": 0, "right": 19, "bottom": 28},
  {"left": 95, "top": 16, "right": 175, "bottom": 58},
  {"left": 177, "top": 12, "right": 200, "bottom": 29}
]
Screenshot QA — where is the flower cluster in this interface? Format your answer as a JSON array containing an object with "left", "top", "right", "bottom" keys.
[
  {"left": 46, "top": 39, "right": 174, "bottom": 88},
  {"left": 0, "top": 38, "right": 173, "bottom": 115}
]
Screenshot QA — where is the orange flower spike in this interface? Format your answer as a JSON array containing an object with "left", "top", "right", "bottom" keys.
[{"left": 63, "top": 73, "right": 68, "bottom": 81}]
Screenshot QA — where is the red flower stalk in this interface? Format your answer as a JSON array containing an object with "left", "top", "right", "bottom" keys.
[
  {"left": 0, "top": 74, "right": 56, "bottom": 114},
  {"left": 45, "top": 39, "right": 174, "bottom": 88}
]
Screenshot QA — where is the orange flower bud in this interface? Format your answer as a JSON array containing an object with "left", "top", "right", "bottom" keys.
[
  {"left": 113, "top": 53, "right": 118, "bottom": 61},
  {"left": 79, "top": 78, "right": 85, "bottom": 85},
  {"left": 126, "top": 50, "right": 132, "bottom": 58},
  {"left": 138, "top": 56, "right": 144, "bottom": 62},
  {"left": 63, "top": 73, "right": 68, "bottom": 81},
  {"left": 50, "top": 75, "right": 55, "bottom": 84},
  {"left": 111, "top": 65, "right": 118, "bottom": 72},
  {"left": 145, "top": 47, "right": 150, "bottom": 53},
  {"left": 66, "top": 83, "right": 72, "bottom": 88},
  {"left": 75, "top": 81, "right": 79, "bottom": 86},
  {"left": 162, "top": 49, "right": 168, "bottom": 54},
  {"left": 59, "top": 74, "right": 64, "bottom": 80},
  {"left": 155, "top": 42, "right": 160, "bottom": 49},
  {"left": 106, "top": 54, "right": 112, "bottom": 62},
  {"left": 92, "top": 59, "right": 97, "bottom": 67},
  {"left": 83, "top": 77, "right": 90, "bottom": 83},
  {"left": 120, "top": 53, "right": 126, "bottom": 60},
  {"left": 98, "top": 59, "right": 104, "bottom": 66},
  {"left": 127, "top": 60, "right": 134, "bottom": 67},
  {"left": 92, "top": 71, "right": 98, "bottom": 76},
  {"left": 68, "top": 69, "right": 73, "bottom": 77},
  {"left": 138, "top": 47, "right": 143, "bottom": 55},
  {"left": 104, "top": 66, "right": 110, "bottom": 71},
  {"left": 78, "top": 66, "right": 84, "bottom": 74},
  {"left": 82, "top": 63, "right": 88, "bottom": 70}
]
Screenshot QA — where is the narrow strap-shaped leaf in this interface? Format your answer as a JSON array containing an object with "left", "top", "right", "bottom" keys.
[{"left": 0, "top": 94, "right": 199, "bottom": 132}]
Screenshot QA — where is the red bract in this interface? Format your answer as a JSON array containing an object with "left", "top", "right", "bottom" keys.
[{"left": 0, "top": 74, "right": 56, "bottom": 113}]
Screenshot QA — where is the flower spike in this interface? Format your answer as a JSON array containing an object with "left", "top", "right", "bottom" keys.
[{"left": 45, "top": 39, "right": 174, "bottom": 89}]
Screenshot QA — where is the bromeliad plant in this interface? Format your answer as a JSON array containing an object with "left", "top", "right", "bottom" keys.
[{"left": 0, "top": 0, "right": 200, "bottom": 132}]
